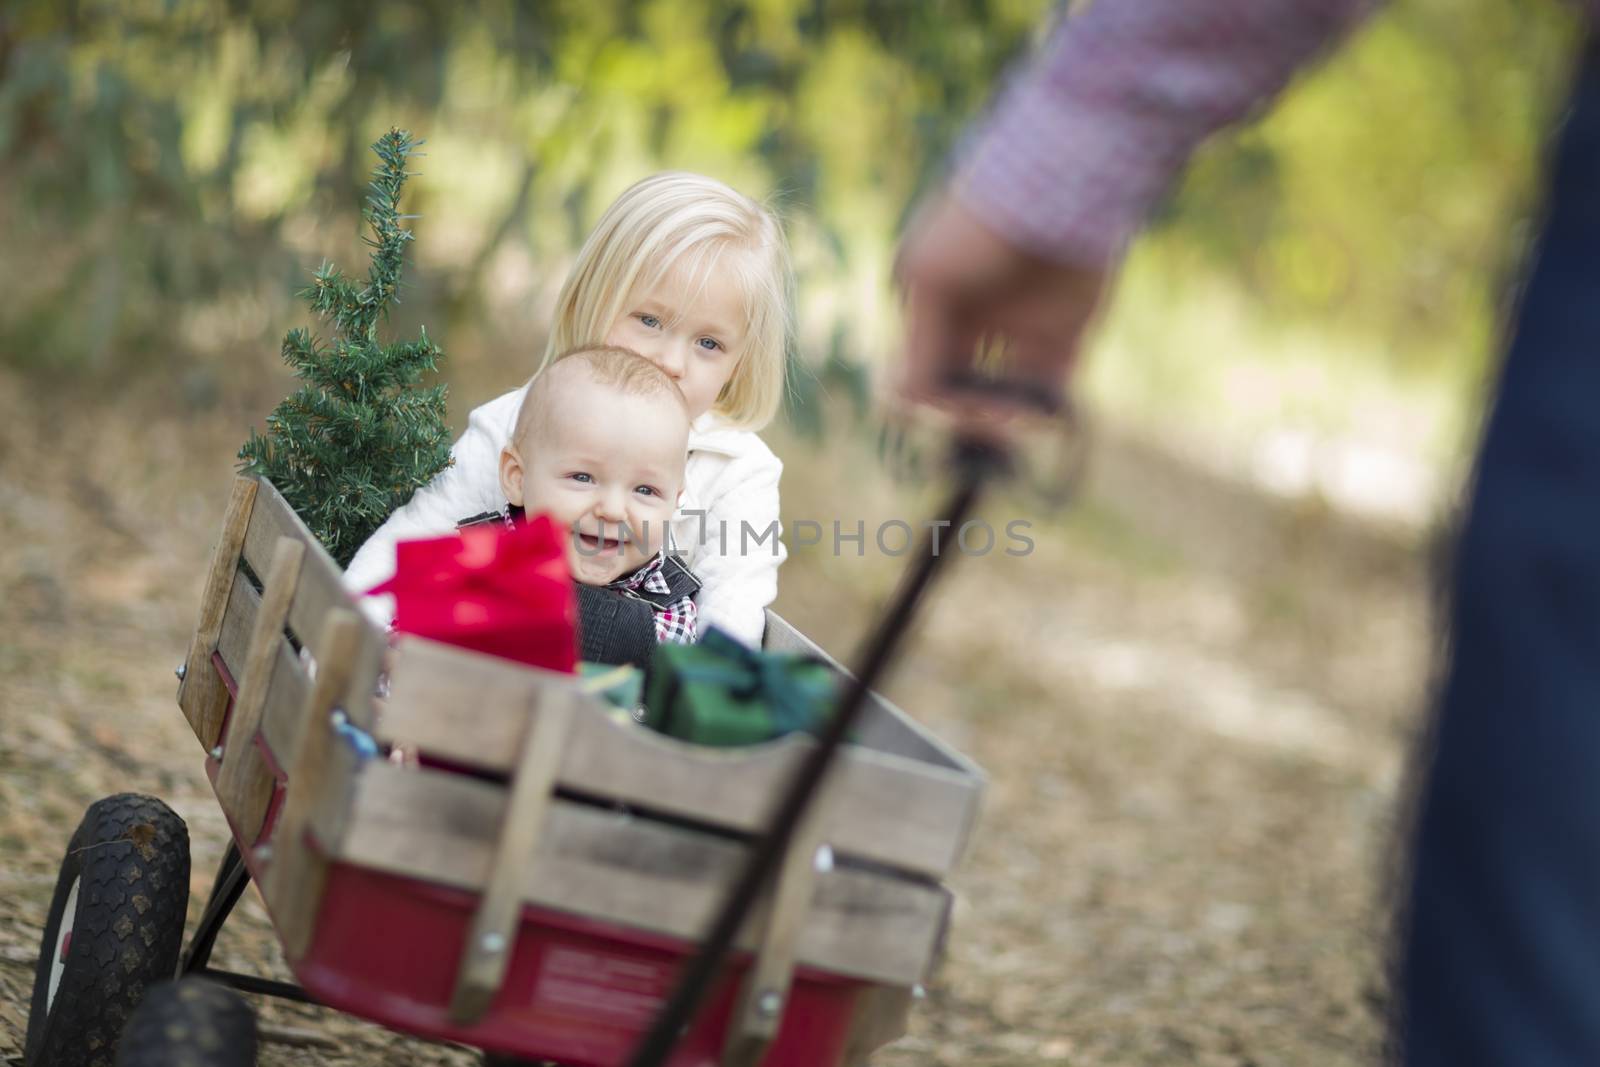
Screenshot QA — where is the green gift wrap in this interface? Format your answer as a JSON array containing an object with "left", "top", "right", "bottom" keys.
[
  {"left": 577, "top": 661, "right": 645, "bottom": 716},
  {"left": 643, "top": 627, "right": 838, "bottom": 747}
]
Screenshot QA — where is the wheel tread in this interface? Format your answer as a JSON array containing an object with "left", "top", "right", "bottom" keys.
[
  {"left": 114, "top": 978, "right": 257, "bottom": 1067},
  {"left": 26, "top": 794, "right": 192, "bottom": 1067}
]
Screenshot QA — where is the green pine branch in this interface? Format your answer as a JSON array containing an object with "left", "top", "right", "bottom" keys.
[{"left": 238, "top": 128, "right": 451, "bottom": 567}]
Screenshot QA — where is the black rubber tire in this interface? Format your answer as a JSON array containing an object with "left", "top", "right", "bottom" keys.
[
  {"left": 113, "top": 978, "right": 257, "bottom": 1067},
  {"left": 25, "top": 793, "right": 192, "bottom": 1067}
]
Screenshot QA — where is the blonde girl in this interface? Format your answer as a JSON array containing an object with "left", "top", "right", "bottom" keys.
[{"left": 344, "top": 172, "right": 792, "bottom": 647}]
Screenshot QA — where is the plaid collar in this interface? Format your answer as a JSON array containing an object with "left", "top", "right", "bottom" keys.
[
  {"left": 609, "top": 551, "right": 672, "bottom": 596},
  {"left": 610, "top": 552, "right": 697, "bottom": 644}
]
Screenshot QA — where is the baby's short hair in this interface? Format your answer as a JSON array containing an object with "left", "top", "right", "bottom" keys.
[{"left": 513, "top": 344, "right": 689, "bottom": 447}]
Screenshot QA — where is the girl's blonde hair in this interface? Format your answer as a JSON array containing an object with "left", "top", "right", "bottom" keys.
[{"left": 540, "top": 172, "right": 793, "bottom": 431}]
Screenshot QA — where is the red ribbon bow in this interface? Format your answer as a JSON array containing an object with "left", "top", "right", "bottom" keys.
[{"left": 367, "top": 514, "right": 578, "bottom": 673}]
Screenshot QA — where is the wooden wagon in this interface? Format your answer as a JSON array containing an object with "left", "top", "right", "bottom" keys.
[{"left": 24, "top": 476, "right": 985, "bottom": 1067}]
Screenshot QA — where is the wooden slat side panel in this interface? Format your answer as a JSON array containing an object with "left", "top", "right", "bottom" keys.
[
  {"left": 214, "top": 574, "right": 260, "bottom": 687},
  {"left": 304, "top": 741, "right": 363, "bottom": 858},
  {"left": 215, "top": 577, "right": 308, "bottom": 761},
  {"left": 757, "top": 611, "right": 841, "bottom": 660},
  {"left": 257, "top": 646, "right": 312, "bottom": 769},
  {"left": 763, "top": 611, "right": 974, "bottom": 775},
  {"left": 286, "top": 549, "right": 348, "bottom": 659},
  {"left": 840, "top": 986, "right": 914, "bottom": 1067},
  {"left": 382, "top": 630, "right": 967, "bottom": 777},
  {"left": 187, "top": 575, "right": 246, "bottom": 751},
  {"left": 331, "top": 762, "right": 950, "bottom": 987},
  {"left": 762, "top": 614, "right": 985, "bottom": 864},
  {"left": 179, "top": 477, "right": 259, "bottom": 749},
  {"left": 379, "top": 637, "right": 977, "bottom": 878},
  {"left": 240, "top": 478, "right": 351, "bottom": 650},
  {"left": 723, "top": 799, "right": 829, "bottom": 1066},
  {"left": 450, "top": 693, "right": 577, "bottom": 1023},
  {"left": 261, "top": 611, "right": 369, "bottom": 960},
  {"left": 329, "top": 606, "right": 387, "bottom": 734},
  {"left": 556, "top": 715, "right": 978, "bottom": 879},
  {"left": 379, "top": 637, "right": 559, "bottom": 736},
  {"left": 217, "top": 538, "right": 306, "bottom": 846}
]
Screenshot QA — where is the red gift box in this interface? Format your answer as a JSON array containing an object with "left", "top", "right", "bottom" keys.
[{"left": 366, "top": 514, "right": 578, "bottom": 674}]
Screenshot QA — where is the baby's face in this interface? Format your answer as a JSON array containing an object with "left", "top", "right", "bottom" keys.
[{"left": 512, "top": 377, "right": 688, "bottom": 585}]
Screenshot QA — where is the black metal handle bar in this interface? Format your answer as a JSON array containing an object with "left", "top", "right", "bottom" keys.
[{"left": 624, "top": 436, "right": 1009, "bottom": 1067}]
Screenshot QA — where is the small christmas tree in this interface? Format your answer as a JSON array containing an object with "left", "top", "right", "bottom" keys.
[{"left": 239, "top": 128, "right": 451, "bottom": 567}]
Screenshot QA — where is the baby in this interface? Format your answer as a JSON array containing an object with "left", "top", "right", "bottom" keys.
[{"left": 458, "top": 343, "right": 700, "bottom": 666}]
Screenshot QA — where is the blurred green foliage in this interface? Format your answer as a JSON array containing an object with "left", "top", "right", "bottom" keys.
[
  {"left": 1149, "top": 0, "right": 1578, "bottom": 383},
  {"left": 0, "top": 0, "right": 1043, "bottom": 383},
  {"left": 0, "top": 0, "right": 1581, "bottom": 408}
]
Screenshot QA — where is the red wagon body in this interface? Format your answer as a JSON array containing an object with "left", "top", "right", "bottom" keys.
[{"left": 204, "top": 670, "right": 878, "bottom": 1067}]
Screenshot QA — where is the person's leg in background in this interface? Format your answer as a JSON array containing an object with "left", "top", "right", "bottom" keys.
[{"left": 1402, "top": 35, "right": 1600, "bottom": 1067}]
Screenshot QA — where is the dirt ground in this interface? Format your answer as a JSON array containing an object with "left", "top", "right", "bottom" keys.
[{"left": 0, "top": 370, "right": 1435, "bottom": 1066}]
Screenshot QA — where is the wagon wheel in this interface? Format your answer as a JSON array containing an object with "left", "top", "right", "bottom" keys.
[
  {"left": 24, "top": 793, "right": 192, "bottom": 1067},
  {"left": 114, "top": 978, "right": 257, "bottom": 1067}
]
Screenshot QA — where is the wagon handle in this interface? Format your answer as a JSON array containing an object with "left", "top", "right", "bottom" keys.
[{"left": 625, "top": 434, "right": 1007, "bottom": 1067}]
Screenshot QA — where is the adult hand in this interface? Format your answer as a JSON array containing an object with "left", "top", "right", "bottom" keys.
[{"left": 895, "top": 191, "right": 1112, "bottom": 430}]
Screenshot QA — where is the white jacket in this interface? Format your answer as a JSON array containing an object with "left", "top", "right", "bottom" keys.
[{"left": 342, "top": 387, "right": 786, "bottom": 647}]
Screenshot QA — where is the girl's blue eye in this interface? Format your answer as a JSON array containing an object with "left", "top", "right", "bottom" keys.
[
  {"left": 569, "top": 472, "right": 594, "bottom": 484},
  {"left": 697, "top": 337, "right": 722, "bottom": 351},
  {"left": 638, "top": 313, "right": 661, "bottom": 329},
  {"left": 635, "top": 485, "right": 659, "bottom": 497}
]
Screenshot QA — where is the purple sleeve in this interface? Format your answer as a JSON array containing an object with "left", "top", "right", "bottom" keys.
[{"left": 955, "top": 0, "right": 1382, "bottom": 266}]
